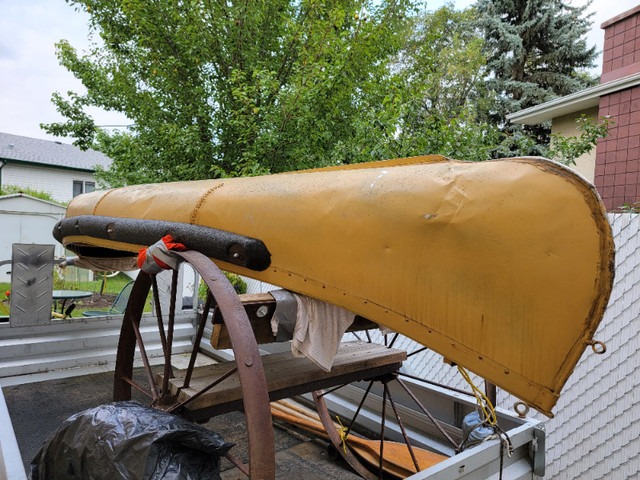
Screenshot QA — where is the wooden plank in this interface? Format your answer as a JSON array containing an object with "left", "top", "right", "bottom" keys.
[
  {"left": 161, "top": 341, "right": 406, "bottom": 414},
  {"left": 210, "top": 293, "right": 378, "bottom": 349}
]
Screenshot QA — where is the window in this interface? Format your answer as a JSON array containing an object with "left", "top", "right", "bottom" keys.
[
  {"left": 73, "top": 181, "right": 96, "bottom": 197},
  {"left": 73, "top": 181, "right": 83, "bottom": 198}
]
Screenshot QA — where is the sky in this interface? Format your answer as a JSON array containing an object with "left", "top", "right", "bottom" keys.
[{"left": 0, "top": 0, "right": 638, "bottom": 143}]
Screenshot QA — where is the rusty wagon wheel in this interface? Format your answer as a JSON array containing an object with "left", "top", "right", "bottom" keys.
[
  {"left": 312, "top": 332, "right": 462, "bottom": 479},
  {"left": 113, "top": 250, "right": 275, "bottom": 479}
]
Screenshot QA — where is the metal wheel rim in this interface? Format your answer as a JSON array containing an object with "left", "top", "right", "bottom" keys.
[{"left": 113, "top": 250, "right": 275, "bottom": 479}]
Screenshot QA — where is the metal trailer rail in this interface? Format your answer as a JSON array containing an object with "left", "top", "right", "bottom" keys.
[
  {"left": 0, "top": 386, "right": 27, "bottom": 480},
  {"left": 1, "top": 247, "right": 546, "bottom": 479},
  {"left": 0, "top": 352, "right": 544, "bottom": 480},
  {"left": 311, "top": 374, "right": 545, "bottom": 479}
]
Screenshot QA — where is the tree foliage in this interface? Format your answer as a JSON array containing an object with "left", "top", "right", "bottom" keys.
[
  {"left": 549, "top": 115, "right": 614, "bottom": 166},
  {"left": 383, "top": 6, "right": 501, "bottom": 161},
  {"left": 318, "top": 5, "right": 504, "bottom": 164},
  {"left": 475, "top": 0, "right": 598, "bottom": 156},
  {"left": 45, "top": 0, "right": 603, "bottom": 184},
  {"left": 44, "top": 0, "right": 416, "bottom": 183}
]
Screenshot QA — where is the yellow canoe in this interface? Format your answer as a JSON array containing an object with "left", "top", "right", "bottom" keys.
[{"left": 54, "top": 155, "right": 614, "bottom": 416}]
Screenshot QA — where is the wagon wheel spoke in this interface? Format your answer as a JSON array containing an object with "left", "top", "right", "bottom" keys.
[
  {"left": 113, "top": 250, "right": 275, "bottom": 479},
  {"left": 343, "top": 380, "right": 375, "bottom": 436},
  {"left": 120, "top": 375, "right": 155, "bottom": 400},
  {"left": 167, "top": 365, "right": 238, "bottom": 414},
  {"left": 129, "top": 311, "right": 159, "bottom": 402},
  {"left": 313, "top": 390, "right": 378, "bottom": 480},
  {"left": 378, "top": 384, "right": 387, "bottom": 478},
  {"left": 313, "top": 331, "right": 455, "bottom": 479},
  {"left": 157, "top": 269, "right": 179, "bottom": 403},
  {"left": 395, "top": 376, "right": 459, "bottom": 449},
  {"left": 385, "top": 383, "right": 421, "bottom": 473},
  {"left": 151, "top": 276, "right": 167, "bottom": 352},
  {"left": 113, "top": 272, "right": 153, "bottom": 403},
  {"left": 182, "top": 291, "right": 214, "bottom": 389}
]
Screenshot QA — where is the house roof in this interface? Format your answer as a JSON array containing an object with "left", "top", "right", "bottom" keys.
[
  {"left": 506, "top": 71, "right": 640, "bottom": 125},
  {"left": 0, "top": 132, "right": 112, "bottom": 172}
]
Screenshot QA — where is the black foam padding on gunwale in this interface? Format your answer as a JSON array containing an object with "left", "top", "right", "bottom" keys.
[{"left": 53, "top": 215, "right": 271, "bottom": 271}]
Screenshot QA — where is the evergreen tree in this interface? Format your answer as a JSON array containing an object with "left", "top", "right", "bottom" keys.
[{"left": 475, "top": 0, "right": 598, "bottom": 156}]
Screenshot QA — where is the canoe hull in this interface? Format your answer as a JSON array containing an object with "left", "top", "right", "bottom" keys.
[{"left": 57, "top": 156, "right": 615, "bottom": 416}]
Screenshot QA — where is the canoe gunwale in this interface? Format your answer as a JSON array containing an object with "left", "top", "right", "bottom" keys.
[{"left": 53, "top": 215, "right": 272, "bottom": 272}]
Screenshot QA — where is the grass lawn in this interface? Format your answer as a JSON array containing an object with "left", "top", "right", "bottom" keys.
[{"left": 1, "top": 272, "right": 153, "bottom": 318}]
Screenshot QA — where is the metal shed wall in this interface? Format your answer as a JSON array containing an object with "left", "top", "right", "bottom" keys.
[{"left": 0, "top": 195, "right": 66, "bottom": 283}]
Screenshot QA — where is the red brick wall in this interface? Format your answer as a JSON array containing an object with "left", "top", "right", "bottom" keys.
[
  {"left": 601, "top": 5, "right": 640, "bottom": 83},
  {"left": 594, "top": 86, "right": 640, "bottom": 210},
  {"left": 596, "top": 6, "right": 640, "bottom": 210}
]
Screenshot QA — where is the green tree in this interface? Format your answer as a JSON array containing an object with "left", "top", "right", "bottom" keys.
[
  {"left": 342, "top": 5, "right": 508, "bottom": 163},
  {"left": 475, "top": 0, "right": 598, "bottom": 156},
  {"left": 402, "top": 6, "right": 486, "bottom": 120},
  {"left": 43, "top": 0, "right": 415, "bottom": 184},
  {"left": 549, "top": 114, "right": 614, "bottom": 166}
]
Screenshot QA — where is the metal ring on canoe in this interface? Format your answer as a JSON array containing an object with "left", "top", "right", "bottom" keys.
[
  {"left": 53, "top": 215, "right": 271, "bottom": 271},
  {"left": 589, "top": 340, "right": 607, "bottom": 355},
  {"left": 514, "top": 401, "right": 530, "bottom": 418}
]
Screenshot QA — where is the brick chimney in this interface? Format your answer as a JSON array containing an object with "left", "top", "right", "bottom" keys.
[
  {"left": 595, "top": 5, "right": 640, "bottom": 210},
  {"left": 601, "top": 5, "right": 640, "bottom": 84}
]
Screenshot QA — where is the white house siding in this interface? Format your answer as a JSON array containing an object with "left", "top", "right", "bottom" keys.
[
  {"left": 2, "top": 162, "right": 98, "bottom": 204},
  {"left": 522, "top": 212, "right": 640, "bottom": 479},
  {"left": 419, "top": 213, "right": 640, "bottom": 479},
  {"left": 239, "top": 214, "right": 640, "bottom": 478}
]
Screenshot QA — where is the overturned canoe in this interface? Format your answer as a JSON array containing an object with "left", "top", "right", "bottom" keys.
[{"left": 54, "top": 155, "right": 614, "bottom": 416}]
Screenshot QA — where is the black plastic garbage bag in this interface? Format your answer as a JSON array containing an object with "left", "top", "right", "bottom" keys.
[{"left": 29, "top": 401, "right": 234, "bottom": 480}]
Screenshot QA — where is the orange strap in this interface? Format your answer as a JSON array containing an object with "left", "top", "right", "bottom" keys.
[{"left": 137, "top": 235, "right": 187, "bottom": 274}]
